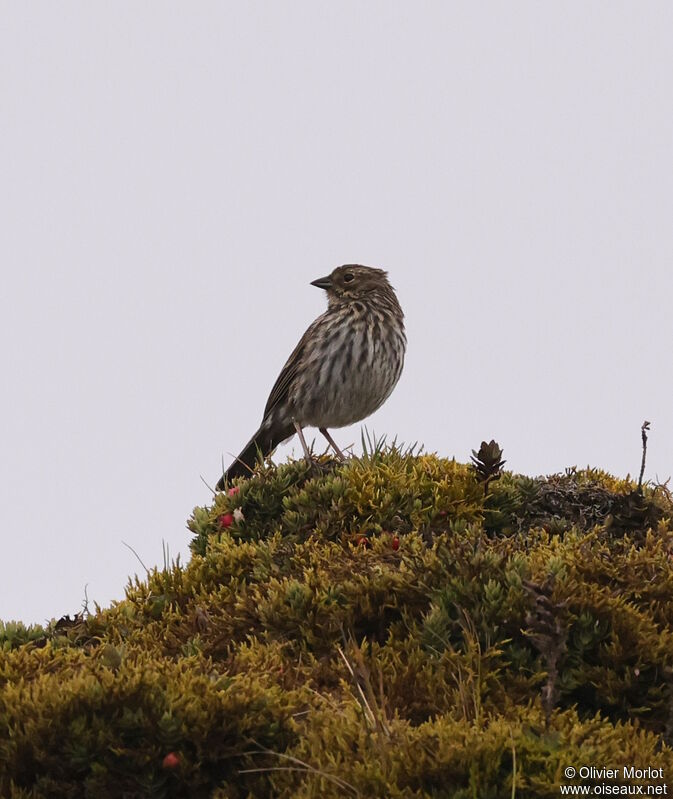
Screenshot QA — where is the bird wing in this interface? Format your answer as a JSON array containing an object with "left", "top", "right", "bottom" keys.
[{"left": 262, "top": 315, "right": 323, "bottom": 419}]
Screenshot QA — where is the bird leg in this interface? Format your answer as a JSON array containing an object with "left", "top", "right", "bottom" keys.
[
  {"left": 293, "top": 420, "right": 313, "bottom": 461},
  {"left": 319, "top": 427, "right": 346, "bottom": 461}
]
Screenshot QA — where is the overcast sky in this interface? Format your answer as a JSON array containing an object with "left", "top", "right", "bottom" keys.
[{"left": 1, "top": 2, "right": 672, "bottom": 625}]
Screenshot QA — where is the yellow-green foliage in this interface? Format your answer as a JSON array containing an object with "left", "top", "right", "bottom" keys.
[{"left": 1, "top": 449, "right": 673, "bottom": 797}]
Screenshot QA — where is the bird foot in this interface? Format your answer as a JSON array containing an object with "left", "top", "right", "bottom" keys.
[{"left": 304, "top": 454, "right": 341, "bottom": 477}]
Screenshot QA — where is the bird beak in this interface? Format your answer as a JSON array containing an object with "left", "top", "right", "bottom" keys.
[{"left": 310, "top": 275, "right": 332, "bottom": 290}]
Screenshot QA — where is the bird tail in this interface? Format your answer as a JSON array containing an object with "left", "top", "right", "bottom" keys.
[{"left": 216, "top": 419, "right": 294, "bottom": 490}]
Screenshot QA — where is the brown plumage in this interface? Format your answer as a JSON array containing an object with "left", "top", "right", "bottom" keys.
[{"left": 216, "top": 265, "right": 406, "bottom": 489}]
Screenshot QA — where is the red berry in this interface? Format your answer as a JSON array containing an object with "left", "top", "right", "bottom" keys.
[
  {"left": 357, "top": 536, "right": 370, "bottom": 548},
  {"left": 227, "top": 486, "right": 240, "bottom": 496},
  {"left": 391, "top": 535, "right": 400, "bottom": 551},
  {"left": 218, "top": 513, "right": 234, "bottom": 528},
  {"left": 162, "top": 752, "right": 180, "bottom": 769}
]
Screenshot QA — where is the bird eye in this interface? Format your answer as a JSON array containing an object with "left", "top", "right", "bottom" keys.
[{"left": 343, "top": 273, "right": 354, "bottom": 283}]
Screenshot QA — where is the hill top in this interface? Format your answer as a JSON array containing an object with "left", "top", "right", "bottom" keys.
[{"left": 2, "top": 445, "right": 673, "bottom": 797}]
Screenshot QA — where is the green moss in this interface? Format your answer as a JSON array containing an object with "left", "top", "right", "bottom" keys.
[{"left": 2, "top": 449, "right": 673, "bottom": 796}]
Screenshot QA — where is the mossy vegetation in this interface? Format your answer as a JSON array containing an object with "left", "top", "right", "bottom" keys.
[{"left": 2, "top": 444, "right": 673, "bottom": 797}]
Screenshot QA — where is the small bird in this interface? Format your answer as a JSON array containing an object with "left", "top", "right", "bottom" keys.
[{"left": 216, "top": 264, "right": 406, "bottom": 489}]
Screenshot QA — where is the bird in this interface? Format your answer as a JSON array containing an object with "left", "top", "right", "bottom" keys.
[{"left": 216, "top": 264, "right": 406, "bottom": 489}]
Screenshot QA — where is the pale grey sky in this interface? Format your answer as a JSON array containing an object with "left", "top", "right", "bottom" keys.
[{"left": 1, "top": 2, "right": 671, "bottom": 624}]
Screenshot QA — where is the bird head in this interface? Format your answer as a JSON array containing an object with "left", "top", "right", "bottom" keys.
[{"left": 310, "top": 264, "right": 393, "bottom": 304}]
